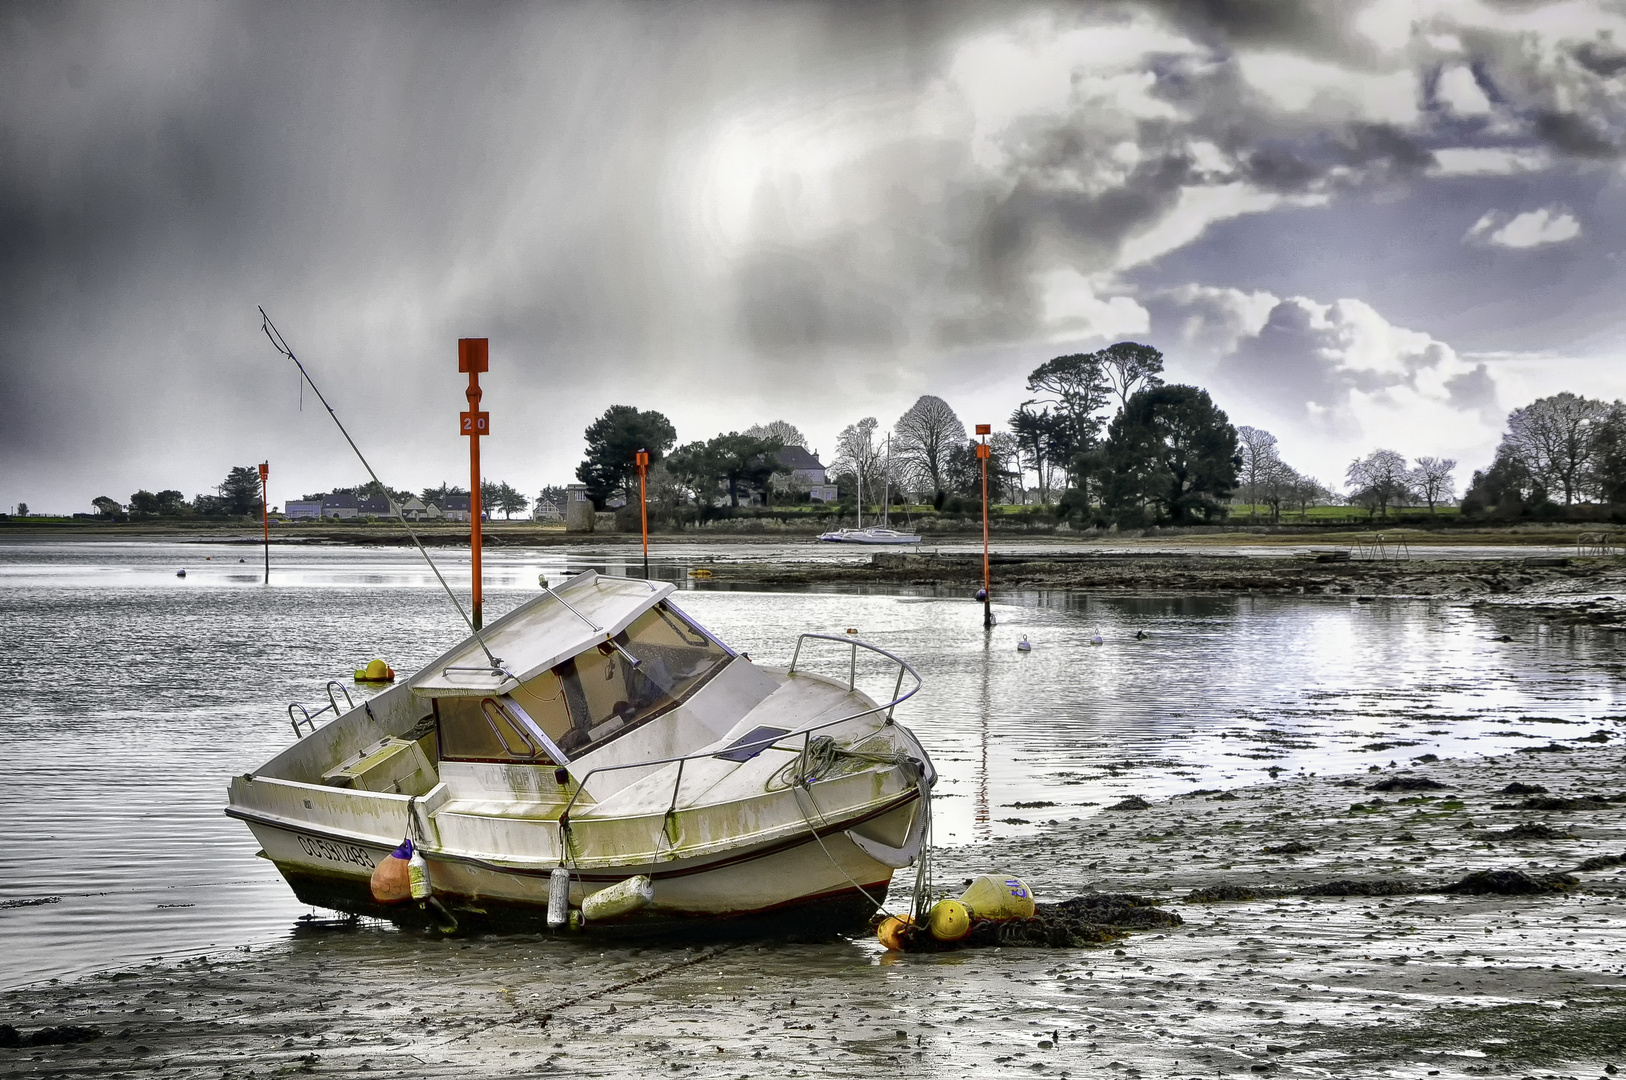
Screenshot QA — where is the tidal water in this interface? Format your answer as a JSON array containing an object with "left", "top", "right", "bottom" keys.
[{"left": 1, "top": 539, "right": 1621, "bottom": 988}]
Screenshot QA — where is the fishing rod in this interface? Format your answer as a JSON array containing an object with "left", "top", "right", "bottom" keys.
[{"left": 258, "top": 307, "right": 504, "bottom": 673}]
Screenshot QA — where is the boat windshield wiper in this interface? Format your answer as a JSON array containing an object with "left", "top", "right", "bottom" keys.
[{"left": 259, "top": 307, "right": 505, "bottom": 674}]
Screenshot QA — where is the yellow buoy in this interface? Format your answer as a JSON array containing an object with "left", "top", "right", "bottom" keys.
[
  {"left": 959, "top": 874, "right": 1036, "bottom": 919},
  {"left": 354, "top": 658, "right": 396, "bottom": 682},
  {"left": 876, "top": 914, "right": 912, "bottom": 951},
  {"left": 927, "top": 899, "right": 972, "bottom": 942}
]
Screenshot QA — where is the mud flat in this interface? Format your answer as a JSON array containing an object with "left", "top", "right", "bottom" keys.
[
  {"left": 4, "top": 732, "right": 1625, "bottom": 1079},
  {"left": 703, "top": 548, "right": 1626, "bottom": 614}
]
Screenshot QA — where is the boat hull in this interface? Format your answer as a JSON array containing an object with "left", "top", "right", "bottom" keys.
[{"left": 233, "top": 792, "right": 918, "bottom": 935}]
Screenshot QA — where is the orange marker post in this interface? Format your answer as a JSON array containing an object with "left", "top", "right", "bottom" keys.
[
  {"left": 458, "top": 338, "right": 490, "bottom": 630},
  {"left": 258, "top": 461, "right": 270, "bottom": 585},
  {"left": 635, "top": 449, "right": 650, "bottom": 580},
  {"left": 975, "top": 424, "right": 992, "bottom": 629}
]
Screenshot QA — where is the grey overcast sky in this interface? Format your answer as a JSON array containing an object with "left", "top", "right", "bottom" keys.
[{"left": 5, "top": 0, "right": 1626, "bottom": 512}]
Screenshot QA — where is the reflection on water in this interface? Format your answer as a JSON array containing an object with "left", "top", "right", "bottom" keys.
[{"left": 0, "top": 540, "right": 1621, "bottom": 987}]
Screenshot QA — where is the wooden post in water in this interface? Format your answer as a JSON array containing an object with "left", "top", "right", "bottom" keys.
[
  {"left": 459, "top": 339, "right": 490, "bottom": 630},
  {"left": 258, "top": 461, "right": 270, "bottom": 585},
  {"left": 975, "top": 423, "right": 992, "bottom": 629},
  {"left": 636, "top": 448, "right": 650, "bottom": 579}
]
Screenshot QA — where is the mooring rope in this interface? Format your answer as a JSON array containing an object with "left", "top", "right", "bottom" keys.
[{"left": 529, "top": 944, "right": 738, "bottom": 1029}]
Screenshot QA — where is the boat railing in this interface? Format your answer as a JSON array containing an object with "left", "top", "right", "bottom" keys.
[
  {"left": 556, "top": 634, "right": 921, "bottom": 835},
  {"left": 287, "top": 681, "right": 356, "bottom": 738}
]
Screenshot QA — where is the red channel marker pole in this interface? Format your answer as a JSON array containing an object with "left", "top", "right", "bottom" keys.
[
  {"left": 636, "top": 449, "right": 650, "bottom": 580},
  {"left": 258, "top": 461, "right": 270, "bottom": 585},
  {"left": 459, "top": 339, "right": 490, "bottom": 630},
  {"left": 976, "top": 423, "right": 992, "bottom": 629}
]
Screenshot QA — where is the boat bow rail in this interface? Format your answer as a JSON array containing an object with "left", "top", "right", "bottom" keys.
[{"left": 556, "top": 633, "right": 924, "bottom": 833}]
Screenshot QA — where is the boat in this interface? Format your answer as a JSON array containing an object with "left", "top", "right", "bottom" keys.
[
  {"left": 225, "top": 571, "right": 935, "bottom": 933},
  {"left": 816, "top": 526, "right": 923, "bottom": 544},
  {"left": 818, "top": 434, "right": 921, "bottom": 544}
]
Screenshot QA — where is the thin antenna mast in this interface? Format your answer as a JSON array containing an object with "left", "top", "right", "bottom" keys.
[{"left": 258, "top": 307, "right": 503, "bottom": 672}]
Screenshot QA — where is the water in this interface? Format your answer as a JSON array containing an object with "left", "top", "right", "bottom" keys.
[{"left": 1, "top": 539, "right": 1622, "bottom": 988}]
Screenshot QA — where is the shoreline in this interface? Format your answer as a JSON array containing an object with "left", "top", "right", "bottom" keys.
[{"left": 4, "top": 740, "right": 1623, "bottom": 1077}]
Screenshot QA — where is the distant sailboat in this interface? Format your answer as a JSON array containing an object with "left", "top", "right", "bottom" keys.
[{"left": 818, "top": 434, "right": 921, "bottom": 544}]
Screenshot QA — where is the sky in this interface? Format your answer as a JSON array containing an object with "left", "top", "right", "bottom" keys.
[{"left": 5, "top": 0, "right": 1626, "bottom": 514}]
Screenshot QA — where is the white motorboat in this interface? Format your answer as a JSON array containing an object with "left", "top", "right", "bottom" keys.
[
  {"left": 226, "top": 572, "right": 935, "bottom": 933},
  {"left": 816, "top": 526, "right": 923, "bottom": 544}
]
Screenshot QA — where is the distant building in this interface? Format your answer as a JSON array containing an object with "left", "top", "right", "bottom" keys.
[
  {"left": 400, "top": 497, "right": 441, "bottom": 521},
  {"left": 321, "top": 492, "right": 359, "bottom": 519},
  {"left": 285, "top": 498, "right": 323, "bottom": 520},
  {"left": 358, "top": 495, "right": 393, "bottom": 518},
  {"left": 441, "top": 494, "right": 471, "bottom": 522},
  {"left": 771, "top": 446, "right": 838, "bottom": 503},
  {"left": 564, "top": 485, "right": 595, "bottom": 532},
  {"left": 533, "top": 498, "right": 563, "bottom": 522}
]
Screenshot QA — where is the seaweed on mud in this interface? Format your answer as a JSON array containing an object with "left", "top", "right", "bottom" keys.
[
  {"left": 1300, "top": 879, "right": 1423, "bottom": 897},
  {"left": 1184, "top": 883, "right": 1291, "bottom": 903},
  {"left": 1499, "top": 782, "right": 1549, "bottom": 795},
  {"left": 1493, "top": 794, "right": 1618, "bottom": 811},
  {"left": 900, "top": 894, "right": 1182, "bottom": 951},
  {"left": 1262, "top": 840, "right": 1316, "bottom": 855},
  {"left": 1480, "top": 822, "right": 1576, "bottom": 840},
  {"left": 1516, "top": 743, "right": 1574, "bottom": 753},
  {"left": 0, "top": 1025, "right": 101, "bottom": 1048},
  {"left": 1107, "top": 795, "right": 1151, "bottom": 811},
  {"left": 1575, "top": 853, "right": 1626, "bottom": 872},
  {"left": 1441, "top": 869, "right": 1578, "bottom": 895},
  {"left": 1302, "top": 989, "right": 1626, "bottom": 1066},
  {"left": 1366, "top": 776, "right": 1451, "bottom": 792}
]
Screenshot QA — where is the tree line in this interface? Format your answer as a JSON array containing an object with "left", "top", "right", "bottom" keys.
[
  {"left": 96, "top": 471, "right": 542, "bottom": 520},
  {"left": 1463, "top": 392, "right": 1626, "bottom": 516}
]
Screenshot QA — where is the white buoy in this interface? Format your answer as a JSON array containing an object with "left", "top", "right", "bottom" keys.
[
  {"left": 408, "top": 845, "right": 432, "bottom": 900},
  {"left": 580, "top": 875, "right": 654, "bottom": 923},
  {"left": 1017, "top": 636, "right": 1032, "bottom": 652},
  {"left": 1089, "top": 633, "right": 1103, "bottom": 646},
  {"left": 547, "top": 867, "right": 570, "bottom": 929}
]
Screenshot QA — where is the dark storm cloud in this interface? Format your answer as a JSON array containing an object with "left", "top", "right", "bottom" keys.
[{"left": 6, "top": 0, "right": 1626, "bottom": 508}]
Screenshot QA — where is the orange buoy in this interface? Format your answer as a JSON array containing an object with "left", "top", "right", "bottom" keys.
[
  {"left": 876, "top": 914, "right": 913, "bottom": 951},
  {"left": 369, "top": 839, "right": 413, "bottom": 903}
]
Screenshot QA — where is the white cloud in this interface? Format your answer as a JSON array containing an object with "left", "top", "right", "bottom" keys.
[
  {"left": 1435, "top": 64, "right": 1493, "bottom": 116},
  {"left": 1429, "top": 146, "right": 1553, "bottom": 176},
  {"left": 1236, "top": 51, "right": 1420, "bottom": 125},
  {"left": 1118, "top": 183, "right": 1324, "bottom": 270},
  {"left": 1152, "top": 286, "right": 1506, "bottom": 481},
  {"left": 1036, "top": 268, "right": 1149, "bottom": 342},
  {"left": 1464, "top": 206, "right": 1581, "bottom": 248}
]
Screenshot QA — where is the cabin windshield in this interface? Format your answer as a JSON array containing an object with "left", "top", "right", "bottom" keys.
[
  {"left": 437, "top": 601, "right": 730, "bottom": 763},
  {"left": 553, "top": 602, "right": 729, "bottom": 755},
  {"left": 435, "top": 696, "right": 563, "bottom": 765}
]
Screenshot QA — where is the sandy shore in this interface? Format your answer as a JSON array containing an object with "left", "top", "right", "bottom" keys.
[{"left": 4, "top": 733, "right": 1623, "bottom": 1079}]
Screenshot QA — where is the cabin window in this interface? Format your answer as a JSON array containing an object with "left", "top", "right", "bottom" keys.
[
  {"left": 435, "top": 696, "right": 561, "bottom": 764},
  {"left": 552, "top": 602, "right": 730, "bottom": 755}
]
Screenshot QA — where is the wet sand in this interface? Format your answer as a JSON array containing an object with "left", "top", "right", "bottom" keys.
[{"left": 5, "top": 736, "right": 1624, "bottom": 1079}]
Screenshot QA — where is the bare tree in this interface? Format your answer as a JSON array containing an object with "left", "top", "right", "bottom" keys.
[
  {"left": 892, "top": 395, "right": 967, "bottom": 502},
  {"left": 1409, "top": 456, "right": 1457, "bottom": 513},
  {"left": 744, "top": 420, "right": 807, "bottom": 448},
  {"left": 833, "top": 417, "right": 883, "bottom": 509},
  {"left": 1257, "top": 458, "right": 1300, "bottom": 523},
  {"left": 1235, "top": 425, "right": 1281, "bottom": 520},
  {"left": 1345, "top": 449, "right": 1412, "bottom": 518},
  {"left": 1501, "top": 393, "right": 1608, "bottom": 504},
  {"left": 1098, "top": 341, "right": 1166, "bottom": 413}
]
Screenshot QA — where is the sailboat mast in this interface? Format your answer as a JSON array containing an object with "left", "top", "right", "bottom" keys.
[
  {"left": 855, "top": 446, "right": 862, "bottom": 530},
  {"left": 882, "top": 434, "right": 890, "bottom": 528}
]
